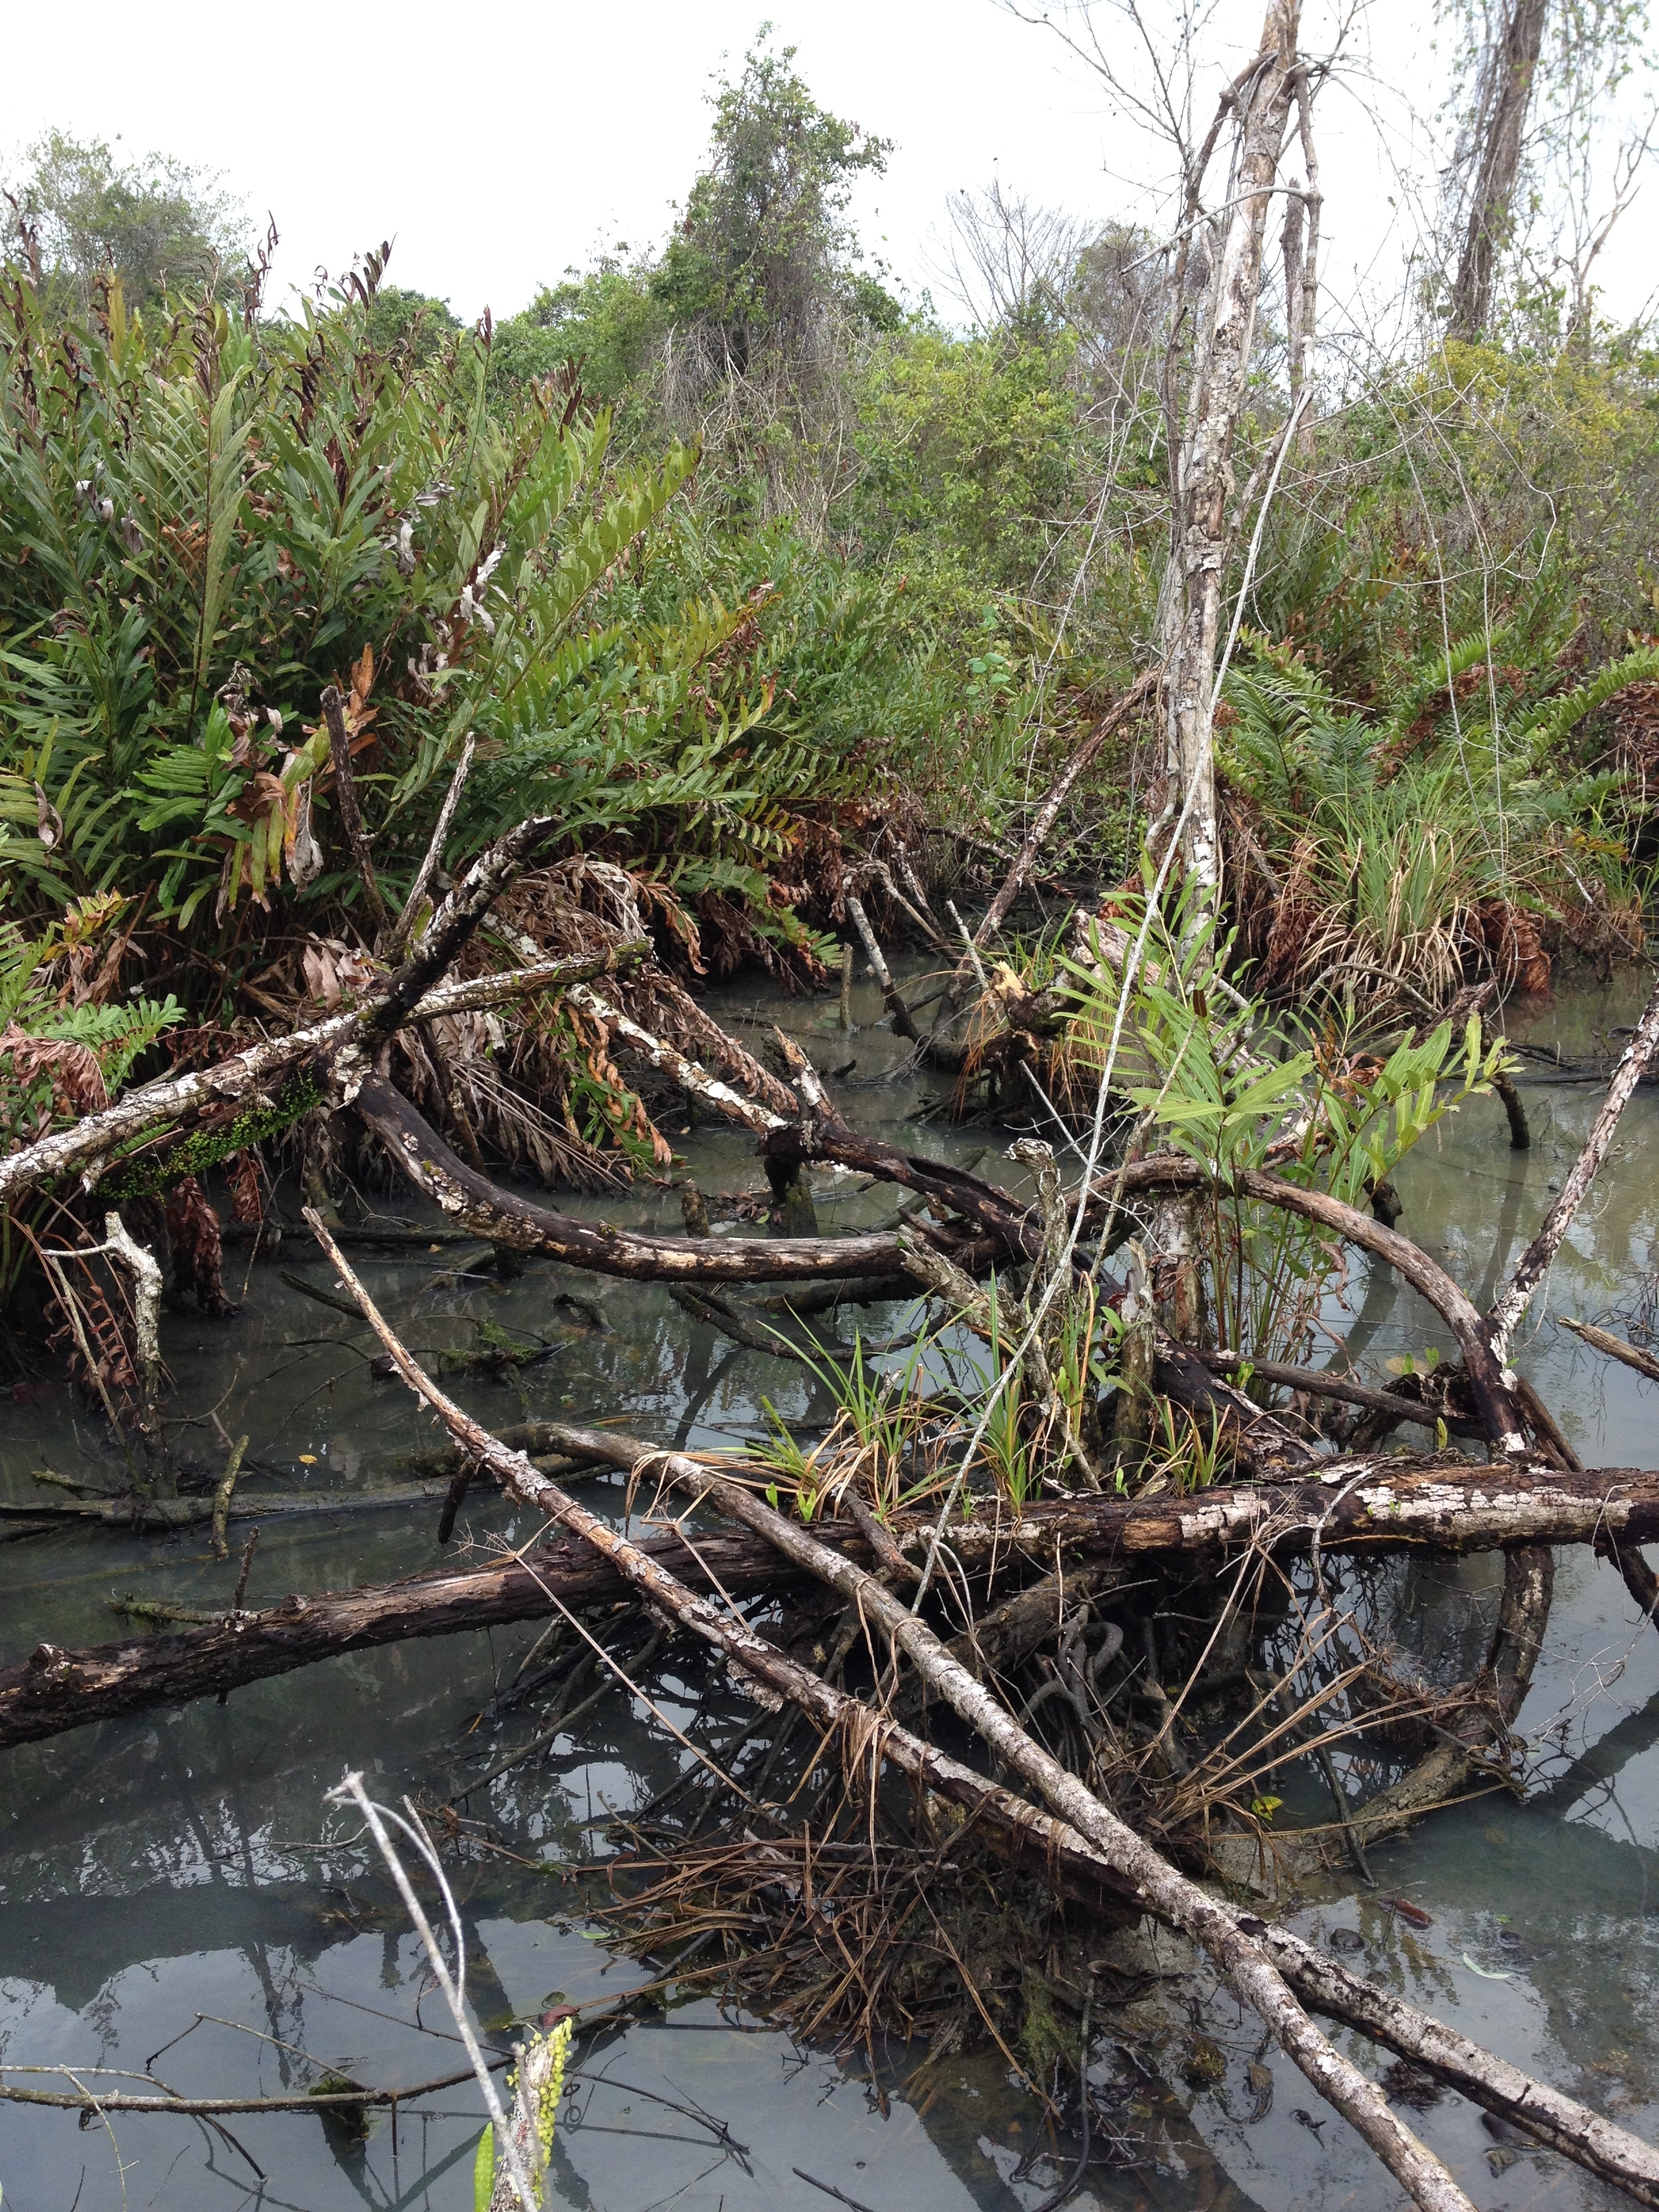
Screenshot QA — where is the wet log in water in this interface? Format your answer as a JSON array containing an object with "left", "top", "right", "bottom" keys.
[
  {"left": 0, "top": 1524, "right": 846, "bottom": 1748},
  {"left": 7, "top": 1458, "right": 1659, "bottom": 1747},
  {"left": 354, "top": 1071, "right": 1000, "bottom": 1284}
]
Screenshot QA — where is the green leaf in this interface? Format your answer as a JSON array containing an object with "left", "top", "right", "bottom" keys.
[{"left": 473, "top": 2124, "right": 495, "bottom": 2212}]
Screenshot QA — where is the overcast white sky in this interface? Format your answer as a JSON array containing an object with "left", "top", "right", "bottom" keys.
[{"left": 3, "top": 0, "right": 1651, "bottom": 334}]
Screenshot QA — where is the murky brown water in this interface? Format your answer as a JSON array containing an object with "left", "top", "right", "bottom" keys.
[{"left": 2, "top": 966, "right": 1658, "bottom": 2212}]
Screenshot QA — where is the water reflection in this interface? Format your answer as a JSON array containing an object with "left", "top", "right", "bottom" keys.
[{"left": 3, "top": 970, "right": 1659, "bottom": 2207}]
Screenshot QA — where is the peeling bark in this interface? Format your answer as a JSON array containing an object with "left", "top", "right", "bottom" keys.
[{"left": 0, "top": 944, "right": 640, "bottom": 1211}]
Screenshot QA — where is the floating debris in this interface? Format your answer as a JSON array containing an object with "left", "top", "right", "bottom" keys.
[
  {"left": 1462, "top": 1952, "right": 1513, "bottom": 1981},
  {"left": 1246, "top": 2061, "right": 1274, "bottom": 2122},
  {"left": 1382, "top": 2061, "right": 1444, "bottom": 2111},
  {"left": 1383, "top": 1897, "right": 1433, "bottom": 1929}
]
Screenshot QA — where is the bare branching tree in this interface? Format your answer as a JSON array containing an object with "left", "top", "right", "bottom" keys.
[
  {"left": 1006, "top": 0, "right": 1322, "bottom": 903},
  {"left": 935, "top": 179, "right": 1090, "bottom": 331}
]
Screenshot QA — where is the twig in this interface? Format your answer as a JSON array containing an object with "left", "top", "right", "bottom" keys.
[
  {"left": 1561, "top": 1314, "right": 1659, "bottom": 1385},
  {"left": 230, "top": 1528, "right": 260, "bottom": 1611},
  {"left": 1029, "top": 1975, "right": 1094, "bottom": 2212},
  {"left": 385, "top": 731, "right": 476, "bottom": 960},
  {"left": 794, "top": 2168, "right": 879, "bottom": 2212},
  {"left": 319, "top": 684, "right": 389, "bottom": 928},
  {"left": 210, "top": 1435, "right": 248, "bottom": 1559},
  {"left": 973, "top": 670, "right": 1157, "bottom": 948},
  {"left": 845, "top": 898, "right": 922, "bottom": 1042},
  {"left": 0, "top": 2057, "right": 507, "bottom": 2116},
  {"left": 326, "top": 1771, "right": 537, "bottom": 2212}
]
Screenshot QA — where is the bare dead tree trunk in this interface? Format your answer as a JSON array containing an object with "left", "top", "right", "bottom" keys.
[
  {"left": 1448, "top": 0, "right": 1551, "bottom": 340},
  {"left": 1286, "top": 66, "right": 1322, "bottom": 456},
  {"left": 1160, "top": 0, "right": 1303, "bottom": 900}
]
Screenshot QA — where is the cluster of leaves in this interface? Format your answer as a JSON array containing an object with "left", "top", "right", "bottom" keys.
[
  {"left": 1219, "top": 609, "right": 1657, "bottom": 1004},
  {"left": 0, "top": 245, "right": 886, "bottom": 1000},
  {"left": 1067, "top": 876, "right": 1511, "bottom": 1364}
]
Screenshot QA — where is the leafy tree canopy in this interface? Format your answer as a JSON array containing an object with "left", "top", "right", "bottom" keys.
[
  {"left": 5, "top": 129, "right": 249, "bottom": 310},
  {"left": 651, "top": 32, "right": 899, "bottom": 369}
]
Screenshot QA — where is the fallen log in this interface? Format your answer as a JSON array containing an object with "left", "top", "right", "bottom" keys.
[
  {"left": 7, "top": 1475, "right": 1654, "bottom": 2209},
  {"left": 0, "top": 1523, "right": 848, "bottom": 1747},
  {"left": 352, "top": 1073, "right": 956, "bottom": 1284},
  {"left": 0, "top": 1479, "right": 455, "bottom": 1532},
  {"left": 11, "top": 1458, "right": 1659, "bottom": 1744},
  {"left": 312, "top": 1223, "right": 1477, "bottom": 2212},
  {"left": 767, "top": 1034, "right": 1049, "bottom": 1264},
  {"left": 1153, "top": 1336, "right": 1324, "bottom": 1476},
  {"left": 567, "top": 983, "right": 792, "bottom": 1136},
  {"left": 1196, "top": 1347, "right": 1483, "bottom": 1434},
  {"left": 1561, "top": 1313, "right": 1659, "bottom": 1386}
]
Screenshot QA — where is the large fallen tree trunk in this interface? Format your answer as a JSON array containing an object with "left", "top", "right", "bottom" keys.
[
  {"left": 9, "top": 1456, "right": 1659, "bottom": 1746},
  {"left": 0, "top": 1520, "right": 841, "bottom": 1748}
]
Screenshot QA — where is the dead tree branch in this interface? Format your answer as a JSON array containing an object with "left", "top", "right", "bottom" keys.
[
  {"left": 1488, "top": 966, "right": 1659, "bottom": 1363},
  {"left": 0, "top": 943, "right": 640, "bottom": 1211},
  {"left": 972, "top": 670, "right": 1159, "bottom": 947},
  {"left": 352, "top": 1075, "right": 919, "bottom": 1284},
  {"left": 8, "top": 1456, "right": 1659, "bottom": 1747}
]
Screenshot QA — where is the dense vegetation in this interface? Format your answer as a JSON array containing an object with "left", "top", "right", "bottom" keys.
[
  {"left": 12, "top": 35, "right": 1659, "bottom": 2198},
  {"left": 5, "top": 33, "right": 1659, "bottom": 1240}
]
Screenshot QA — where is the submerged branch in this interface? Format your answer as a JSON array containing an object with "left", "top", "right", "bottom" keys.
[{"left": 310, "top": 1228, "right": 1475, "bottom": 2212}]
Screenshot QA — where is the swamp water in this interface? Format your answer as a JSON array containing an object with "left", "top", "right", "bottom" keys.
[{"left": 3, "top": 970, "right": 1659, "bottom": 2212}]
